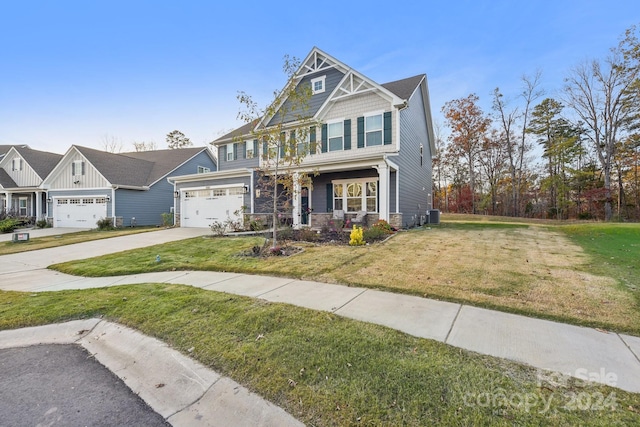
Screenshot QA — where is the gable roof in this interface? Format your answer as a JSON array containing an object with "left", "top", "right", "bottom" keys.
[
  {"left": 214, "top": 48, "right": 424, "bottom": 144},
  {"left": 12, "top": 146, "right": 63, "bottom": 180},
  {"left": 382, "top": 75, "right": 425, "bottom": 101},
  {"left": 72, "top": 145, "right": 212, "bottom": 187},
  {"left": 0, "top": 168, "right": 17, "bottom": 188}
]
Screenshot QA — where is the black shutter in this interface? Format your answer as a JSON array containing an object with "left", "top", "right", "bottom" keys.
[
  {"left": 262, "top": 139, "right": 267, "bottom": 158},
  {"left": 290, "top": 130, "right": 296, "bottom": 155},
  {"left": 309, "top": 126, "right": 316, "bottom": 155},
  {"left": 383, "top": 111, "right": 392, "bottom": 145},
  {"left": 253, "top": 139, "right": 258, "bottom": 158},
  {"left": 357, "top": 117, "right": 365, "bottom": 148},
  {"left": 344, "top": 119, "right": 351, "bottom": 150},
  {"left": 81, "top": 161, "right": 85, "bottom": 175},
  {"left": 233, "top": 143, "right": 238, "bottom": 160},
  {"left": 326, "top": 183, "right": 333, "bottom": 212},
  {"left": 321, "top": 124, "right": 328, "bottom": 153},
  {"left": 280, "top": 132, "right": 285, "bottom": 158}
]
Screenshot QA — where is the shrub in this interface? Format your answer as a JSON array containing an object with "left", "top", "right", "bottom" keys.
[
  {"left": 210, "top": 221, "right": 226, "bottom": 236},
  {"left": 161, "top": 212, "right": 174, "bottom": 227},
  {"left": 277, "top": 226, "right": 294, "bottom": 241},
  {"left": 363, "top": 226, "right": 387, "bottom": 242},
  {"left": 249, "top": 219, "right": 265, "bottom": 231},
  {"left": 349, "top": 225, "right": 365, "bottom": 246},
  {"left": 0, "top": 218, "right": 21, "bottom": 233},
  {"left": 96, "top": 217, "right": 114, "bottom": 230},
  {"left": 36, "top": 219, "right": 50, "bottom": 229},
  {"left": 295, "top": 228, "right": 320, "bottom": 242},
  {"left": 372, "top": 219, "right": 394, "bottom": 233}
]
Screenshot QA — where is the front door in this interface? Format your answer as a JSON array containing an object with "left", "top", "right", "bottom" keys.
[{"left": 301, "top": 187, "right": 309, "bottom": 225}]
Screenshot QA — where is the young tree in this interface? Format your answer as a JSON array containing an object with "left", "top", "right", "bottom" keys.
[
  {"left": 237, "top": 55, "right": 316, "bottom": 248},
  {"left": 166, "top": 130, "right": 193, "bottom": 149},
  {"left": 442, "top": 94, "right": 491, "bottom": 214},
  {"left": 564, "top": 29, "right": 640, "bottom": 220}
]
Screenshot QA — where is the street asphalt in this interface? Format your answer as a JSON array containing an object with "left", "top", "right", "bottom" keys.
[{"left": 1, "top": 226, "right": 640, "bottom": 426}]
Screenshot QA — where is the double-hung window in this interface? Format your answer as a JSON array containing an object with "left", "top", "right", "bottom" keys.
[
  {"left": 226, "top": 143, "right": 234, "bottom": 161},
  {"left": 245, "top": 140, "right": 254, "bottom": 159},
  {"left": 365, "top": 113, "right": 383, "bottom": 146},
  {"left": 72, "top": 160, "right": 85, "bottom": 176},
  {"left": 328, "top": 121, "right": 343, "bottom": 151}
]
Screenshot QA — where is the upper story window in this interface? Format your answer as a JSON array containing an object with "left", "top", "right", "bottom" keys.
[
  {"left": 226, "top": 143, "right": 234, "bottom": 161},
  {"left": 197, "top": 165, "right": 210, "bottom": 174},
  {"left": 365, "top": 114, "right": 383, "bottom": 146},
  {"left": 11, "top": 158, "right": 22, "bottom": 171},
  {"left": 297, "top": 131, "right": 310, "bottom": 156},
  {"left": 328, "top": 121, "right": 343, "bottom": 151},
  {"left": 311, "top": 75, "right": 326, "bottom": 95},
  {"left": 71, "top": 160, "right": 85, "bottom": 176},
  {"left": 245, "top": 140, "right": 254, "bottom": 159}
]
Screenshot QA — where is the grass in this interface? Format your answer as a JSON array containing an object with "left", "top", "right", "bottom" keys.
[
  {"left": 0, "top": 227, "right": 158, "bottom": 255},
  {"left": 51, "top": 220, "right": 640, "bottom": 335},
  {"left": 1, "top": 284, "right": 639, "bottom": 426}
]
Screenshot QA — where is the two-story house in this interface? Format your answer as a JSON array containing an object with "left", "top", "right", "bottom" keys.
[
  {"left": 169, "top": 47, "right": 435, "bottom": 229},
  {"left": 0, "top": 145, "right": 62, "bottom": 219}
]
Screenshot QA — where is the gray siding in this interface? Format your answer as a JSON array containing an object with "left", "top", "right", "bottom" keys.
[
  {"left": 267, "top": 68, "right": 345, "bottom": 126},
  {"left": 395, "top": 84, "right": 432, "bottom": 227},
  {"left": 115, "top": 151, "right": 217, "bottom": 226},
  {"left": 218, "top": 143, "right": 259, "bottom": 172}
]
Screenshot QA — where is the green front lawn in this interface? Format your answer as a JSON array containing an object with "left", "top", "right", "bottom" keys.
[
  {"left": 51, "top": 221, "right": 640, "bottom": 335},
  {"left": 1, "top": 284, "right": 638, "bottom": 426}
]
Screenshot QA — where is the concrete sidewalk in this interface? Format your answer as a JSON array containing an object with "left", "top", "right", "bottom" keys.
[{"left": 2, "top": 267, "right": 640, "bottom": 394}]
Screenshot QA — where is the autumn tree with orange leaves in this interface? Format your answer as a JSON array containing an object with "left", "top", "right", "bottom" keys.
[{"left": 442, "top": 94, "right": 491, "bottom": 214}]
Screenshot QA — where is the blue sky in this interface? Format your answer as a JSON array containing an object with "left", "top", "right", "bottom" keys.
[{"left": 1, "top": 1, "right": 638, "bottom": 154}]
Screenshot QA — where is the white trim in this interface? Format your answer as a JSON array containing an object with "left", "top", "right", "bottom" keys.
[
  {"left": 311, "top": 75, "right": 326, "bottom": 94},
  {"left": 226, "top": 143, "right": 234, "bottom": 161}
]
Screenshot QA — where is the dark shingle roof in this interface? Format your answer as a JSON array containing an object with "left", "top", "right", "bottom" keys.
[
  {"left": 13, "top": 146, "right": 62, "bottom": 180},
  {"left": 74, "top": 145, "right": 209, "bottom": 187},
  {"left": 214, "top": 121, "right": 257, "bottom": 144},
  {"left": 0, "top": 168, "right": 17, "bottom": 188},
  {"left": 381, "top": 74, "right": 425, "bottom": 100},
  {"left": 121, "top": 147, "right": 209, "bottom": 185}
]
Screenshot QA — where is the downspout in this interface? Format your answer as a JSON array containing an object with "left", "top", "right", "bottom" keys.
[{"left": 111, "top": 186, "right": 117, "bottom": 225}]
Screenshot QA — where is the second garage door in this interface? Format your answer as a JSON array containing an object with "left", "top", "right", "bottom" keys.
[
  {"left": 54, "top": 197, "right": 108, "bottom": 228},
  {"left": 181, "top": 187, "right": 244, "bottom": 228}
]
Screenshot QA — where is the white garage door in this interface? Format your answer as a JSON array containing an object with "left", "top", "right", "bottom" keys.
[
  {"left": 181, "top": 187, "right": 244, "bottom": 228},
  {"left": 54, "top": 197, "right": 108, "bottom": 228}
]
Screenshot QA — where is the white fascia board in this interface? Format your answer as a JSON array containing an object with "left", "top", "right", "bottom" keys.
[{"left": 167, "top": 168, "right": 253, "bottom": 184}]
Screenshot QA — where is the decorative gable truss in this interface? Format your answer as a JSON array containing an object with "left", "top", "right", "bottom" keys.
[
  {"left": 298, "top": 49, "right": 342, "bottom": 78},
  {"left": 332, "top": 73, "right": 378, "bottom": 101}
]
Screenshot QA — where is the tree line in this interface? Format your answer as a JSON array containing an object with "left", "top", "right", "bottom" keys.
[{"left": 435, "top": 25, "right": 640, "bottom": 221}]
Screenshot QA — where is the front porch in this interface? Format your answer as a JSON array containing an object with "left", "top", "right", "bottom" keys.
[{"left": 0, "top": 190, "right": 47, "bottom": 220}]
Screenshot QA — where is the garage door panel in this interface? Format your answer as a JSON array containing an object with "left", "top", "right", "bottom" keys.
[
  {"left": 54, "top": 197, "right": 107, "bottom": 228},
  {"left": 181, "top": 188, "right": 244, "bottom": 228}
]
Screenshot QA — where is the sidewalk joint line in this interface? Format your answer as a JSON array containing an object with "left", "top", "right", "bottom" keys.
[
  {"left": 617, "top": 333, "right": 640, "bottom": 365},
  {"left": 444, "top": 304, "right": 463, "bottom": 344},
  {"left": 254, "top": 279, "right": 298, "bottom": 297},
  {"left": 332, "top": 288, "right": 368, "bottom": 313}
]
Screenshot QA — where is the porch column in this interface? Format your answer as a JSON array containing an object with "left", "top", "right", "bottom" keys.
[
  {"left": 376, "top": 163, "right": 389, "bottom": 221},
  {"left": 292, "top": 172, "right": 301, "bottom": 229},
  {"left": 5, "top": 191, "right": 12, "bottom": 212},
  {"left": 35, "top": 191, "right": 42, "bottom": 219}
]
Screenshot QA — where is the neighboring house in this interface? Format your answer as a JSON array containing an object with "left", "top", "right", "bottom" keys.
[
  {"left": 171, "top": 46, "right": 436, "bottom": 229},
  {"left": 42, "top": 145, "right": 217, "bottom": 227},
  {"left": 0, "top": 145, "right": 62, "bottom": 219}
]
